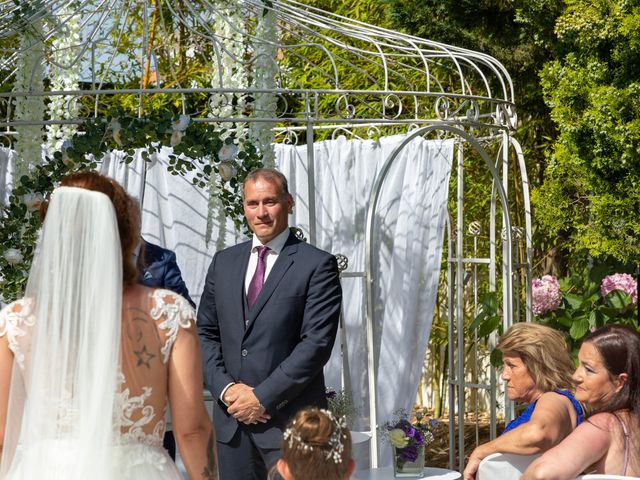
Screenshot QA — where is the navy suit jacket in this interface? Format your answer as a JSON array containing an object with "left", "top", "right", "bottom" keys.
[
  {"left": 197, "top": 231, "right": 342, "bottom": 449},
  {"left": 138, "top": 239, "right": 195, "bottom": 308}
]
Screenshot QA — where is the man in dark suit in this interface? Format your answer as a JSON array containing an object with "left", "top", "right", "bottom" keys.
[
  {"left": 138, "top": 239, "right": 195, "bottom": 308},
  {"left": 197, "top": 168, "right": 342, "bottom": 480}
]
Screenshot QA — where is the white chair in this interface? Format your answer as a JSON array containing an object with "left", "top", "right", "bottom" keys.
[
  {"left": 477, "top": 452, "right": 541, "bottom": 480},
  {"left": 577, "top": 475, "right": 640, "bottom": 479}
]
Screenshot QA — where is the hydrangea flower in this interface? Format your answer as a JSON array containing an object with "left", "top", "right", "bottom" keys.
[
  {"left": 601, "top": 273, "right": 637, "bottom": 305},
  {"left": 218, "top": 161, "right": 237, "bottom": 181},
  {"left": 3, "top": 248, "right": 24, "bottom": 265},
  {"left": 218, "top": 143, "right": 239, "bottom": 162},
  {"left": 532, "top": 275, "right": 562, "bottom": 315},
  {"left": 21, "top": 192, "right": 44, "bottom": 211}
]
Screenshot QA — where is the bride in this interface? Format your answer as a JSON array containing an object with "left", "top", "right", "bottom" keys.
[{"left": 0, "top": 172, "right": 216, "bottom": 479}]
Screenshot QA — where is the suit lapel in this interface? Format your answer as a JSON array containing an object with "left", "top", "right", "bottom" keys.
[
  {"left": 245, "top": 234, "right": 299, "bottom": 331},
  {"left": 233, "top": 242, "right": 252, "bottom": 328}
]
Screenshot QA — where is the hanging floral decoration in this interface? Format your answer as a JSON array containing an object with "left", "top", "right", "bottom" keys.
[
  {"left": 248, "top": 4, "right": 279, "bottom": 167},
  {"left": 0, "top": 109, "right": 263, "bottom": 303},
  {"left": 45, "top": 4, "right": 81, "bottom": 153},
  {"left": 13, "top": 20, "right": 46, "bottom": 178}
]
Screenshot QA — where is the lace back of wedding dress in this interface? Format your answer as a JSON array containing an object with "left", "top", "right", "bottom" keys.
[{"left": 0, "top": 187, "right": 122, "bottom": 480}]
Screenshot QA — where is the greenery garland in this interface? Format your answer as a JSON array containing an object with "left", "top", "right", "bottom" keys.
[{"left": 0, "top": 109, "right": 263, "bottom": 303}]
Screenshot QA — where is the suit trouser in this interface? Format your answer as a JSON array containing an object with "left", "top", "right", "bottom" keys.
[{"left": 217, "top": 424, "right": 281, "bottom": 480}]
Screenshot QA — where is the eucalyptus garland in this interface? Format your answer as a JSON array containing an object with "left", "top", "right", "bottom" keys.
[{"left": 0, "top": 109, "right": 263, "bottom": 302}]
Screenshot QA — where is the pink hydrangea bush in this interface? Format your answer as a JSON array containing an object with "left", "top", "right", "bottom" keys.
[
  {"left": 532, "top": 275, "right": 562, "bottom": 315},
  {"left": 600, "top": 273, "right": 638, "bottom": 305}
]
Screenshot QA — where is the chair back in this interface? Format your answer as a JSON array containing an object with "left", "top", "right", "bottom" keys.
[
  {"left": 477, "top": 452, "right": 542, "bottom": 480},
  {"left": 577, "top": 475, "right": 639, "bottom": 479}
]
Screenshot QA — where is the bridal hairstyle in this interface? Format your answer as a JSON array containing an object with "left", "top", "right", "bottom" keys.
[
  {"left": 1, "top": 172, "right": 128, "bottom": 479},
  {"left": 270, "top": 408, "right": 353, "bottom": 480},
  {"left": 497, "top": 322, "right": 575, "bottom": 392},
  {"left": 40, "top": 171, "right": 140, "bottom": 283},
  {"left": 582, "top": 324, "right": 640, "bottom": 414}
]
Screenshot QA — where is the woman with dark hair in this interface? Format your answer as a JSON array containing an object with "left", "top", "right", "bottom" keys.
[
  {"left": 523, "top": 324, "right": 640, "bottom": 479},
  {"left": 268, "top": 408, "right": 354, "bottom": 480},
  {"left": 464, "top": 323, "right": 583, "bottom": 480},
  {"left": 0, "top": 172, "right": 216, "bottom": 479}
]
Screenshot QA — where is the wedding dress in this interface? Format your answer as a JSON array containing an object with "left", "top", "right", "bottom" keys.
[{"left": 0, "top": 187, "right": 196, "bottom": 479}]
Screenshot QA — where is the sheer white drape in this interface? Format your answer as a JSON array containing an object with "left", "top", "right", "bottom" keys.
[
  {"left": 0, "top": 149, "right": 16, "bottom": 207},
  {"left": 276, "top": 135, "right": 453, "bottom": 464},
  {"left": 0, "top": 187, "right": 122, "bottom": 479}
]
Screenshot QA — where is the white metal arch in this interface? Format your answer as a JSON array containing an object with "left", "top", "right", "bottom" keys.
[{"left": 0, "top": 0, "right": 531, "bottom": 471}]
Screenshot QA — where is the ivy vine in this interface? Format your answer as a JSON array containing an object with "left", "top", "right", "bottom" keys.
[{"left": 0, "top": 109, "right": 263, "bottom": 302}]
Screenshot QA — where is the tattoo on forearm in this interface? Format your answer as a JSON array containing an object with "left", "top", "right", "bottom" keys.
[{"left": 201, "top": 433, "right": 218, "bottom": 480}]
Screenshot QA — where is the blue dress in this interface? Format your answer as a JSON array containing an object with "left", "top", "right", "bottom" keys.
[{"left": 503, "top": 389, "right": 584, "bottom": 434}]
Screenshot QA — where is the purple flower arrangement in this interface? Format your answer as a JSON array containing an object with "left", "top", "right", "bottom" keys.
[
  {"left": 383, "top": 409, "right": 437, "bottom": 465},
  {"left": 325, "top": 387, "right": 358, "bottom": 424}
]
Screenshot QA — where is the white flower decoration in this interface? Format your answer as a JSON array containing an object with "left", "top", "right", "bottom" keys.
[
  {"left": 4, "top": 248, "right": 24, "bottom": 265},
  {"left": 218, "top": 143, "right": 239, "bottom": 162},
  {"left": 21, "top": 192, "right": 44, "bottom": 211},
  {"left": 111, "top": 118, "right": 122, "bottom": 146},
  {"left": 173, "top": 114, "right": 190, "bottom": 132},
  {"left": 170, "top": 130, "right": 183, "bottom": 147},
  {"left": 218, "top": 161, "right": 237, "bottom": 182}
]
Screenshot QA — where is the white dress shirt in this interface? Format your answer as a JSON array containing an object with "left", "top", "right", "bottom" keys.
[{"left": 244, "top": 227, "right": 290, "bottom": 294}]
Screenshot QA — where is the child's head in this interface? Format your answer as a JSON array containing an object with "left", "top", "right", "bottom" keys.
[{"left": 275, "top": 408, "right": 354, "bottom": 480}]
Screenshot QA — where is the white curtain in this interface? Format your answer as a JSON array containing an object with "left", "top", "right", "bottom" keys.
[
  {"left": 276, "top": 135, "right": 453, "bottom": 465},
  {"left": 2, "top": 136, "right": 453, "bottom": 467},
  {"left": 0, "top": 148, "right": 16, "bottom": 206},
  {"left": 98, "top": 149, "right": 242, "bottom": 304}
]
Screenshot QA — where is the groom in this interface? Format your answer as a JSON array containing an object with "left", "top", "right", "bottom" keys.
[{"left": 197, "top": 168, "right": 342, "bottom": 480}]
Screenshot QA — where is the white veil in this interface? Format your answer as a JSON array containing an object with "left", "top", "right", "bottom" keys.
[{"left": 0, "top": 186, "right": 122, "bottom": 479}]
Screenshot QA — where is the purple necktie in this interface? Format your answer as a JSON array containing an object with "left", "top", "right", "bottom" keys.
[{"left": 247, "top": 246, "right": 269, "bottom": 309}]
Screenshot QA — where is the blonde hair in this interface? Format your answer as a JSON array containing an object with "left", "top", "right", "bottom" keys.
[
  {"left": 272, "top": 408, "right": 352, "bottom": 480},
  {"left": 497, "top": 322, "right": 575, "bottom": 391}
]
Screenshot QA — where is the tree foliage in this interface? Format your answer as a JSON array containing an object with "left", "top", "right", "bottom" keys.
[
  {"left": 384, "top": 0, "right": 640, "bottom": 267},
  {"left": 536, "top": 0, "right": 640, "bottom": 264}
]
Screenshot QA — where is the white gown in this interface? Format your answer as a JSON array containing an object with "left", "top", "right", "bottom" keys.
[{"left": 0, "top": 287, "right": 195, "bottom": 479}]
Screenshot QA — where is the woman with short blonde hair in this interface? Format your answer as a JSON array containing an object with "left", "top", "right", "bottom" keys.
[
  {"left": 463, "top": 322, "right": 583, "bottom": 480},
  {"left": 497, "top": 322, "right": 576, "bottom": 392}
]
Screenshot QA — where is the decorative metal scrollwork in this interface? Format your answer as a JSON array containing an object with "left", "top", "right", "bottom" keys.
[
  {"left": 0, "top": 133, "right": 14, "bottom": 149},
  {"left": 334, "top": 253, "right": 349, "bottom": 273},
  {"left": 291, "top": 226, "right": 307, "bottom": 242},
  {"left": 283, "top": 129, "right": 299, "bottom": 145},
  {"left": 208, "top": 91, "right": 237, "bottom": 117},
  {"left": 435, "top": 96, "right": 451, "bottom": 120},
  {"left": 436, "top": 96, "right": 480, "bottom": 122},
  {"left": 366, "top": 125, "right": 381, "bottom": 139},
  {"left": 468, "top": 221, "right": 482, "bottom": 236},
  {"left": 335, "top": 94, "right": 356, "bottom": 119},
  {"left": 63, "top": 94, "right": 87, "bottom": 118},
  {"left": 501, "top": 226, "right": 525, "bottom": 242},
  {"left": 465, "top": 100, "right": 480, "bottom": 122},
  {"left": 382, "top": 93, "right": 402, "bottom": 120},
  {"left": 494, "top": 103, "right": 517, "bottom": 130},
  {"left": 275, "top": 93, "right": 289, "bottom": 119}
]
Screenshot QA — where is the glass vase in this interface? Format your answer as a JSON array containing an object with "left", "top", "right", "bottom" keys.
[{"left": 392, "top": 444, "right": 425, "bottom": 477}]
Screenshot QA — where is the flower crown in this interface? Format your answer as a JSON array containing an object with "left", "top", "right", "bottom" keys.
[{"left": 283, "top": 409, "right": 348, "bottom": 464}]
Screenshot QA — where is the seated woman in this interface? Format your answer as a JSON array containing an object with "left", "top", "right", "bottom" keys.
[
  {"left": 463, "top": 323, "right": 583, "bottom": 480},
  {"left": 269, "top": 408, "right": 354, "bottom": 480},
  {"left": 522, "top": 324, "right": 640, "bottom": 479}
]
